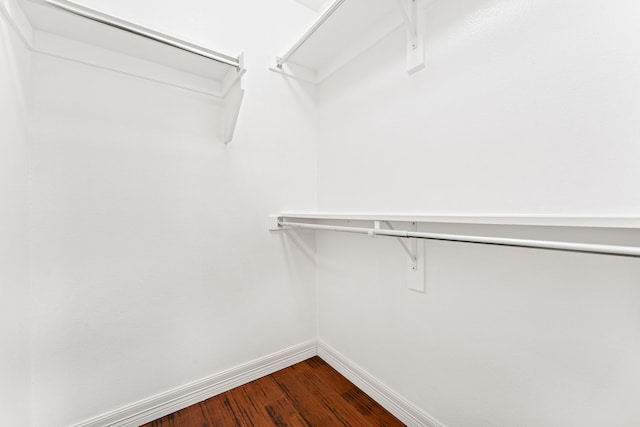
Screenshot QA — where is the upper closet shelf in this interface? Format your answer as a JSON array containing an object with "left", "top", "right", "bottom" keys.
[
  {"left": 271, "top": 213, "right": 640, "bottom": 229},
  {"left": 270, "top": 0, "right": 428, "bottom": 84},
  {"left": 2, "top": 0, "right": 245, "bottom": 142}
]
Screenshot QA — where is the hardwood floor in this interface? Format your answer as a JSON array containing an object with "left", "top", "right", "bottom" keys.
[{"left": 141, "top": 356, "right": 405, "bottom": 427}]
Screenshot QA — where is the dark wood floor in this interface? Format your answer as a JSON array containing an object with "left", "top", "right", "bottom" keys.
[{"left": 142, "top": 356, "right": 404, "bottom": 427}]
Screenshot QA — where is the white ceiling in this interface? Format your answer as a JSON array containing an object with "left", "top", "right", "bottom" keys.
[{"left": 292, "top": 0, "right": 332, "bottom": 12}]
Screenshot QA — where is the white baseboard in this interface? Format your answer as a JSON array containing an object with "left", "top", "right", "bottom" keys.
[
  {"left": 318, "top": 341, "right": 446, "bottom": 427},
  {"left": 70, "top": 340, "right": 317, "bottom": 427},
  {"left": 71, "top": 339, "right": 444, "bottom": 427}
]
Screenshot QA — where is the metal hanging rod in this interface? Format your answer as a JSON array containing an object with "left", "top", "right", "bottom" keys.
[
  {"left": 26, "top": 0, "right": 241, "bottom": 69},
  {"left": 277, "top": 219, "right": 640, "bottom": 258},
  {"left": 276, "top": 0, "right": 347, "bottom": 67}
]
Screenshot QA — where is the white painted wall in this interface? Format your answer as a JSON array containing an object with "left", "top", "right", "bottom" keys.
[
  {"left": 318, "top": 0, "right": 640, "bottom": 215},
  {"left": 27, "top": 1, "right": 319, "bottom": 426},
  {"left": 316, "top": 0, "right": 640, "bottom": 426},
  {"left": 0, "top": 8, "right": 31, "bottom": 427},
  {"left": 6, "top": 0, "right": 640, "bottom": 425}
]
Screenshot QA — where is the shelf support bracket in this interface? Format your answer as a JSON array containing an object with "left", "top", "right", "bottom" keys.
[
  {"left": 223, "top": 53, "right": 246, "bottom": 144},
  {"left": 378, "top": 221, "right": 426, "bottom": 293},
  {"left": 380, "top": 221, "right": 416, "bottom": 269},
  {"left": 395, "top": 0, "right": 426, "bottom": 74}
]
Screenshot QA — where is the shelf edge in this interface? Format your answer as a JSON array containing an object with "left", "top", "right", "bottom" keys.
[{"left": 278, "top": 212, "right": 640, "bottom": 229}]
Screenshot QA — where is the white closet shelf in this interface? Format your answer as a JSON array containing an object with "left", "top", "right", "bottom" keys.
[
  {"left": 270, "top": 212, "right": 640, "bottom": 293},
  {"left": 271, "top": 213, "right": 640, "bottom": 229},
  {"left": 270, "top": 0, "right": 429, "bottom": 84},
  {"left": 2, "top": 0, "right": 246, "bottom": 142}
]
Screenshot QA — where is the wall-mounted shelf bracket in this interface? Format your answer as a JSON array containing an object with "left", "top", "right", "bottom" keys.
[
  {"left": 395, "top": 0, "right": 426, "bottom": 74},
  {"left": 377, "top": 221, "right": 425, "bottom": 292},
  {"left": 223, "top": 53, "right": 246, "bottom": 144},
  {"left": 378, "top": 221, "right": 417, "bottom": 270}
]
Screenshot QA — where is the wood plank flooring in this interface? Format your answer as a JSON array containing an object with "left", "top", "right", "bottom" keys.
[{"left": 142, "top": 356, "right": 405, "bottom": 427}]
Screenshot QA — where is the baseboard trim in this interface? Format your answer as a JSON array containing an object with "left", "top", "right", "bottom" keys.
[
  {"left": 317, "top": 341, "right": 446, "bottom": 427},
  {"left": 70, "top": 339, "right": 444, "bottom": 427},
  {"left": 70, "top": 340, "right": 317, "bottom": 427}
]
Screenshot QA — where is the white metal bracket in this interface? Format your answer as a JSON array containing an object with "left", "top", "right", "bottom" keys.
[
  {"left": 395, "top": 0, "right": 426, "bottom": 74},
  {"left": 222, "top": 53, "right": 246, "bottom": 144},
  {"left": 378, "top": 221, "right": 426, "bottom": 293}
]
